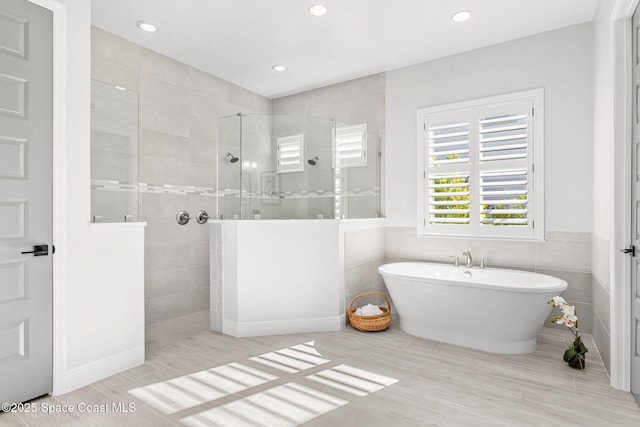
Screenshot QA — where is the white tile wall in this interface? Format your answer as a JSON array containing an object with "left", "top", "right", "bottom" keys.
[
  {"left": 343, "top": 226, "right": 385, "bottom": 314},
  {"left": 92, "top": 27, "right": 271, "bottom": 326},
  {"left": 273, "top": 73, "right": 386, "bottom": 218},
  {"left": 385, "top": 227, "right": 591, "bottom": 272},
  {"left": 591, "top": 234, "right": 610, "bottom": 373}
]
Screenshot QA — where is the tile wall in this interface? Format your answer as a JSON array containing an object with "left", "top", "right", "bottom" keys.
[
  {"left": 272, "top": 73, "right": 385, "bottom": 218},
  {"left": 591, "top": 234, "right": 610, "bottom": 373},
  {"left": 343, "top": 224, "right": 386, "bottom": 313},
  {"left": 92, "top": 28, "right": 271, "bottom": 325}
]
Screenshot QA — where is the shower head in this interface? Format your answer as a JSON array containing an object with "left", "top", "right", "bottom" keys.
[
  {"left": 307, "top": 156, "right": 319, "bottom": 166},
  {"left": 225, "top": 152, "right": 239, "bottom": 163}
]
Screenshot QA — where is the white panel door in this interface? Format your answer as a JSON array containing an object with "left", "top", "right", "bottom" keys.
[
  {"left": 632, "top": 3, "right": 640, "bottom": 405},
  {"left": 0, "top": 0, "right": 53, "bottom": 404}
]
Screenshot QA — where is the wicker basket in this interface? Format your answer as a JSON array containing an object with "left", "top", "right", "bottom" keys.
[{"left": 348, "top": 292, "right": 391, "bottom": 332}]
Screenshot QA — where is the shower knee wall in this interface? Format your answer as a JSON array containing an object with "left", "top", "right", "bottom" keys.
[{"left": 209, "top": 219, "right": 386, "bottom": 336}]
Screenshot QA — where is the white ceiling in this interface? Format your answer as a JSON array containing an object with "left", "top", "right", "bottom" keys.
[{"left": 91, "top": 0, "right": 599, "bottom": 99}]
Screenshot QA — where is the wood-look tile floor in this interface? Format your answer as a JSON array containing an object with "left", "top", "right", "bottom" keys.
[{"left": 2, "top": 324, "right": 639, "bottom": 426}]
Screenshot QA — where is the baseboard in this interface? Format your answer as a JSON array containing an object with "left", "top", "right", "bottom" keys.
[
  {"left": 222, "top": 315, "right": 345, "bottom": 338},
  {"left": 62, "top": 345, "right": 145, "bottom": 393}
]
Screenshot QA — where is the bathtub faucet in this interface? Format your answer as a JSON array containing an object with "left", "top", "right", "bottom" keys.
[{"left": 462, "top": 250, "right": 473, "bottom": 268}]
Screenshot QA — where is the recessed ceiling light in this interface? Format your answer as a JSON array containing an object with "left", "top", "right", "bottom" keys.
[
  {"left": 309, "top": 4, "right": 328, "bottom": 17},
  {"left": 451, "top": 10, "right": 472, "bottom": 23},
  {"left": 272, "top": 64, "right": 288, "bottom": 72},
  {"left": 136, "top": 20, "right": 158, "bottom": 32},
  {"left": 114, "top": 85, "right": 127, "bottom": 91}
]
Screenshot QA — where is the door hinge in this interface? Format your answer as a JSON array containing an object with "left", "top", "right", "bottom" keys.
[
  {"left": 621, "top": 245, "right": 636, "bottom": 257},
  {"left": 532, "top": 221, "right": 535, "bottom": 229}
]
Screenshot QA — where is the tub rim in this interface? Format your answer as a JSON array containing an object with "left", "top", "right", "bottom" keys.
[{"left": 378, "top": 261, "right": 568, "bottom": 294}]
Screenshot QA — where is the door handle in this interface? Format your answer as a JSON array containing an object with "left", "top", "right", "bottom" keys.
[
  {"left": 21, "top": 244, "right": 49, "bottom": 257},
  {"left": 620, "top": 245, "right": 636, "bottom": 257}
]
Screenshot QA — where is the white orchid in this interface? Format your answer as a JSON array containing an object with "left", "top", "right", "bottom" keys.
[
  {"left": 548, "top": 295, "right": 588, "bottom": 368},
  {"left": 550, "top": 296, "right": 567, "bottom": 307}
]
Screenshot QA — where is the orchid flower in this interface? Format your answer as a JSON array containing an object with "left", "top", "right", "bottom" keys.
[
  {"left": 548, "top": 295, "right": 588, "bottom": 368},
  {"left": 550, "top": 296, "right": 567, "bottom": 307}
]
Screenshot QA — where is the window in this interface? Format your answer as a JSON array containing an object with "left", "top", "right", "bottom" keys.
[
  {"left": 276, "top": 133, "right": 304, "bottom": 173},
  {"left": 334, "top": 123, "right": 367, "bottom": 168},
  {"left": 417, "top": 89, "right": 544, "bottom": 240}
]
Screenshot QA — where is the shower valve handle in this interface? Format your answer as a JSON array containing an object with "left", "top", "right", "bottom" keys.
[
  {"left": 176, "top": 210, "right": 190, "bottom": 225},
  {"left": 196, "top": 210, "right": 209, "bottom": 224}
]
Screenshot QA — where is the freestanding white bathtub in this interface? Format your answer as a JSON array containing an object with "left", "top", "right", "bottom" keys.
[{"left": 378, "top": 262, "right": 568, "bottom": 354}]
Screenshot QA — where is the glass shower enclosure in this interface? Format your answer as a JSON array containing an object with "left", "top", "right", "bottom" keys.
[
  {"left": 217, "top": 114, "right": 381, "bottom": 220},
  {"left": 90, "top": 80, "right": 139, "bottom": 223}
]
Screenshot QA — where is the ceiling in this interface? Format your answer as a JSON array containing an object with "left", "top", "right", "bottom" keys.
[{"left": 91, "top": 0, "right": 599, "bottom": 99}]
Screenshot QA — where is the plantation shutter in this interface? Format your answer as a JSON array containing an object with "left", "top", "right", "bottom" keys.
[
  {"left": 419, "top": 91, "right": 541, "bottom": 239},
  {"left": 276, "top": 134, "right": 304, "bottom": 173},
  {"left": 425, "top": 115, "right": 472, "bottom": 230},
  {"left": 335, "top": 123, "right": 367, "bottom": 167},
  {"left": 478, "top": 102, "right": 531, "bottom": 233}
]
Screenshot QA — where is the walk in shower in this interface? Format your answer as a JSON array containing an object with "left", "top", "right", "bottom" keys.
[
  {"left": 210, "top": 114, "right": 384, "bottom": 337},
  {"left": 217, "top": 114, "right": 381, "bottom": 221}
]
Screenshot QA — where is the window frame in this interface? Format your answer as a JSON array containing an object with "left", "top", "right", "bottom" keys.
[{"left": 416, "top": 89, "right": 545, "bottom": 240}]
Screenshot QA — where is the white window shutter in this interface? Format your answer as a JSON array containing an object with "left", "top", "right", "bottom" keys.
[
  {"left": 425, "top": 119, "right": 471, "bottom": 227},
  {"left": 276, "top": 134, "right": 304, "bottom": 173},
  {"left": 335, "top": 123, "right": 367, "bottom": 168},
  {"left": 418, "top": 90, "right": 543, "bottom": 240},
  {"left": 478, "top": 104, "right": 532, "bottom": 234}
]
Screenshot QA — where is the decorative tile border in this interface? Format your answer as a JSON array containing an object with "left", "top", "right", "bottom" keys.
[{"left": 92, "top": 179, "right": 380, "bottom": 200}]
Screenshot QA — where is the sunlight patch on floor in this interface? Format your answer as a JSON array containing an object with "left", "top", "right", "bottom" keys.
[
  {"left": 128, "top": 363, "right": 278, "bottom": 414},
  {"left": 180, "top": 382, "right": 348, "bottom": 427},
  {"left": 306, "top": 364, "right": 399, "bottom": 397},
  {"left": 249, "top": 341, "right": 330, "bottom": 373}
]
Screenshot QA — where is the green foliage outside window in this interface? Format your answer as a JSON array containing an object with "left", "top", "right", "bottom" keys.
[{"left": 431, "top": 154, "right": 526, "bottom": 224}]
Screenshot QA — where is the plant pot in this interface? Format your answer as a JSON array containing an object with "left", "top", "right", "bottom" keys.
[{"left": 570, "top": 358, "right": 586, "bottom": 369}]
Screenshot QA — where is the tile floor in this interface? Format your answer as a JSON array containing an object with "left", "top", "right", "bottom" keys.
[{"left": 2, "top": 322, "right": 640, "bottom": 426}]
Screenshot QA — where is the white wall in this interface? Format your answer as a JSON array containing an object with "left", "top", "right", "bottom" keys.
[
  {"left": 590, "top": 0, "right": 616, "bottom": 375},
  {"left": 593, "top": 1, "right": 615, "bottom": 242},
  {"left": 385, "top": 23, "right": 594, "bottom": 232},
  {"left": 52, "top": 0, "right": 145, "bottom": 394}
]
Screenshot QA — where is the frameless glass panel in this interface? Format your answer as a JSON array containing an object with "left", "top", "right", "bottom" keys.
[
  {"left": 336, "top": 120, "right": 381, "bottom": 219},
  {"left": 216, "top": 114, "right": 380, "bottom": 220},
  {"left": 90, "top": 80, "right": 139, "bottom": 223},
  {"left": 217, "top": 114, "right": 242, "bottom": 219}
]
